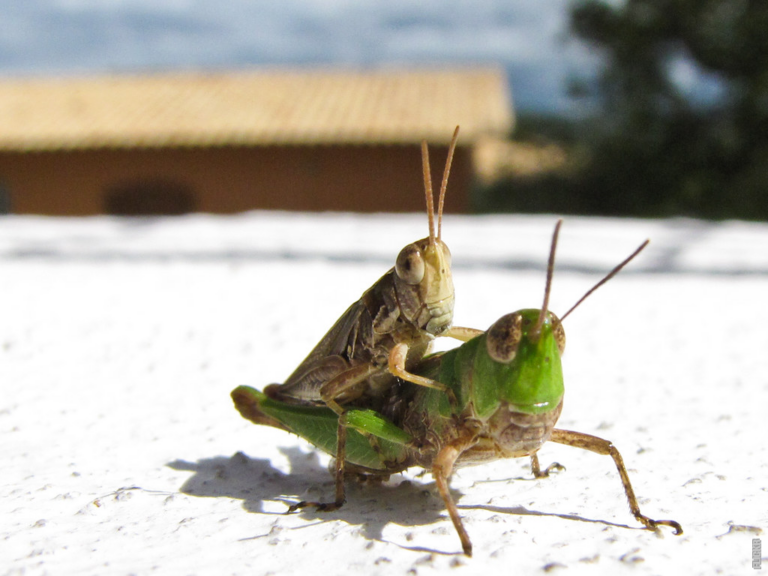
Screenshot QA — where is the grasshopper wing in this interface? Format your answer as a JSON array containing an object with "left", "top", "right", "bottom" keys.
[
  {"left": 232, "top": 386, "right": 392, "bottom": 471},
  {"left": 269, "top": 298, "right": 367, "bottom": 403}
]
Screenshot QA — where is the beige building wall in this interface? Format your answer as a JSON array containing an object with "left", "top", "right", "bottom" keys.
[{"left": 0, "top": 144, "right": 471, "bottom": 215}]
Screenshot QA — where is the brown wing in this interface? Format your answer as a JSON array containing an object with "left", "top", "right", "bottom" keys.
[{"left": 273, "top": 299, "right": 366, "bottom": 402}]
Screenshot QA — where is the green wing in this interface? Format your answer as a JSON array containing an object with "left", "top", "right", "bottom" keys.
[{"left": 232, "top": 386, "right": 410, "bottom": 471}]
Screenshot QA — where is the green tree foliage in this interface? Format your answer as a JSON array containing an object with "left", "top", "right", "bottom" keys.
[{"left": 567, "top": 0, "right": 768, "bottom": 219}]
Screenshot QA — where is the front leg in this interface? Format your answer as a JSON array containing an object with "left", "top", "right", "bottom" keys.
[
  {"left": 549, "top": 429, "right": 683, "bottom": 534},
  {"left": 444, "top": 325, "right": 484, "bottom": 342},
  {"left": 389, "top": 343, "right": 458, "bottom": 407},
  {"left": 386, "top": 326, "right": 482, "bottom": 397}
]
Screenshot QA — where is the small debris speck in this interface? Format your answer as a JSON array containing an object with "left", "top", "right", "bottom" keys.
[
  {"left": 619, "top": 548, "right": 644, "bottom": 564},
  {"left": 114, "top": 490, "right": 133, "bottom": 502},
  {"left": 414, "top": 554, "right": 434, "bottom": 565},
  {"left": 717, "top": 524, "right": 762, "bottom": 538}
]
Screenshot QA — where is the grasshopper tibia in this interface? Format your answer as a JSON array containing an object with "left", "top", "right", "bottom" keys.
[{"left": 287, "top": 415, "right": 350, "bottom": 514}]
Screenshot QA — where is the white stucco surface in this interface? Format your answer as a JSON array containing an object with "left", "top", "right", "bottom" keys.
[{"left": 1, "top": 212, "right": 766, "bottom": 575}]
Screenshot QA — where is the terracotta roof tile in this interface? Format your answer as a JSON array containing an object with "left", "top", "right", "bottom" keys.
[{"left": 0, "top": 68, "right": 513, "bottom": 151}]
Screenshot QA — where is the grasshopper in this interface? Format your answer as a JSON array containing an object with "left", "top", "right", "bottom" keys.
[
  {"left": 262, "top": 126, "right": 480, "bottom": 510},
  {"left": 233, "top": 221, "right": 683, "bottom": 555}
]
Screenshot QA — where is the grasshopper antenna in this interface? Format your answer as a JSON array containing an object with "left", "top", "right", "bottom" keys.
[
  {"left": 437, "top": 125, "right": 460, "bottom": 242},
  {"left": 560, "top": 239, "right": 650, "bottom": 322},
  {"left": 422, "top": 140, "right": 435, "bottom": 244},
  {"left": 533, "top": 219, "right": 562, "bottom": 340}
]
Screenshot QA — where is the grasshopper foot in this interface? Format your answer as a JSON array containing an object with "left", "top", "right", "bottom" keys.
[
  {"left": 534, "top": 462, "right": 565, "bottom": 478},
  {"left": 530, "top": 453, "right": 565, "bottom": 478},
  {"left": 287, "top": 499, "right": 345, "bottom": 514},
  {"left": 638, "top": 514, "right": 684, "bottom": 535}
]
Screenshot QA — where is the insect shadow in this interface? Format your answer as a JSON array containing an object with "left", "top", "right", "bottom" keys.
[
  {"left": 167, "top": 448, "right": 458, "bottom": 552},
  {"left": 166, "top": 449, "right": 634, "bottom": 553}
]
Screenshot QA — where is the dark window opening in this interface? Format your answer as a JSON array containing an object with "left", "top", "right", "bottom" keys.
[
  {"left": 104, "top": 180, "right": 197, "bottom": 216},
  {"left": 0, "top": 180, "right": 10, "bottom": 214}
]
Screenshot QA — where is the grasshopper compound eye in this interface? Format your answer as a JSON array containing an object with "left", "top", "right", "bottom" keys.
[
  {"left": 550, "top": 313, "right": 566, "bottom": 354},
  {"left": 486, "top": 312, "right": 523, "bottom": 363},
  {"left": 396, "top": 244, "right": 426, "bottom": 285}
]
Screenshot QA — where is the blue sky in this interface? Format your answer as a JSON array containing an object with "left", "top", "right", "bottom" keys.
[{"left": 0, "top": 0, "right": 601, "bottom": 114}]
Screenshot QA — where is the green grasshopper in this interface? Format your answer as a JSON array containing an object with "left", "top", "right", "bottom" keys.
[
  {"left": 233, "top": 221, "right": 683, "bottom": 556},
  {"left": 262, "top": 126, "right": 480, "bottom": 509}
]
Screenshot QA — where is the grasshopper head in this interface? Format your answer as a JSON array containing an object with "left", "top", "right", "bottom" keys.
[
  {"left": 392, "top": 126, "right": 460, "bottom": 336},
  {"left": 482, "top": 309, "right": 566, "bottom": 413},
  {"left": 479, "top": 220, "right": 650, "bottom": 415},
  {"left": 395, "top": 236, "right": 454, "bottom": 335},
  {"left": 466, "top": 309, "right": 565, "bottom": 461},
  {"left": 476, "top": 221, "right": 567, "bottom": 416},
  {"left": 475, "top": 222, "right": 648, "bottom": 458}
]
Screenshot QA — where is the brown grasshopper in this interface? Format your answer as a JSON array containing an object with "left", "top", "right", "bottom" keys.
[{"left": 264, "top": 126, "right": 480, "bottom": 509}]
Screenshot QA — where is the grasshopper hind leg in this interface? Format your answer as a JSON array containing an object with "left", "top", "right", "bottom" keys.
[
  {"left": 286, "top": 414, "right": 393, "bottom": 514},
  {"left": 288, "top": 365, "right": 384, "bottom": 511},
  {"left": 288, "top": 363, "right": 405, "bottom": 514},
  {"left": 287, "top": 415, "right": 350, "bottom": 513},
  {"left": 549, "top": 429, "right": 683, "bottom": 534}
]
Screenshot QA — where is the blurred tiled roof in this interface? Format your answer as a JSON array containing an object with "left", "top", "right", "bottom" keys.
[{"left": 0, "top": 68, "right": 513, "bottom": 151}]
